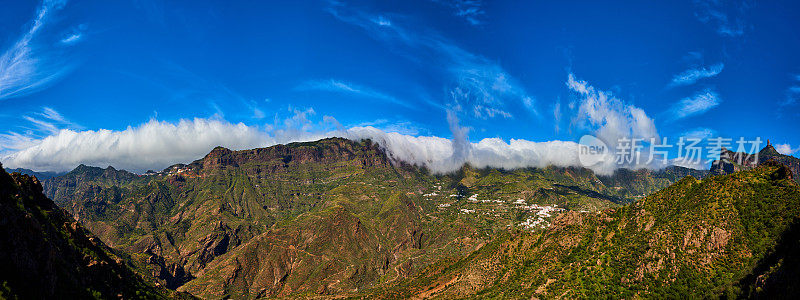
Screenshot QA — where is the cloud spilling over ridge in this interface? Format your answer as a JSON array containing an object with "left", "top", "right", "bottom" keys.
[
  {"left": 1, "top": 116, "right": 592, "bottom": 175},
  {"left": 346, "top": 127, "right": 584, "bottom": 173},
  {"left": 3, "top": 74, "right": 672, "bottom": 175}
]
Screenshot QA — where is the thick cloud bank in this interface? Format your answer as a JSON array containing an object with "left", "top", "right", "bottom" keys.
[
  {"left": 2, "top": 119, "right": 272, "bottom": 172},
  {"left": 345, "top": 127, "right": 585, "bottom": 174},
  {"left": 1, "top": 117, "right": 596, "bottom": 175},
  {"left": 2, "top": 74, "right": 670, "bottom": 175}
]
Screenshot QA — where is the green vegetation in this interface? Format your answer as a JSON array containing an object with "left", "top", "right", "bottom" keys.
[
  {"left": 369, "top": 164, "right": 799, "bottom": 298},
  {"left": 33, "top": 137, "right": 800, "bottom": 299},
  {"left": 0, "top": 164, "right": 184, "bottom": 299}
]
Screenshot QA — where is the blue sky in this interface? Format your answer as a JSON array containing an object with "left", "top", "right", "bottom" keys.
[{"left": 1, "top": 0, "right": 799, "bottom": 172}]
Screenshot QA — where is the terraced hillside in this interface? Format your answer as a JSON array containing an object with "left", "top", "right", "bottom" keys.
[{"left": 40, "top": 137, "right": 709, "bottom": 298}]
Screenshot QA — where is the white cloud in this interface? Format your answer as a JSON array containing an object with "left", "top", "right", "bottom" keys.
[
  {"left": 296, "top": 79, "right": 411, "bottom": 109},
  {"left": 59, "top": 24, "right": 87, "bottom": 46},
  {"left": 430, "top": 0, "right": 485, "bottom": 26},
  {"left": 23, "top": 115, "right": 59, "bottom": 134},
  {"left": 326, "top": 2, "right": 536, "bottom": 120},
  {"left": 348, "top": 126, "right": 586, "bottom": 173},
  {"left": 668, "top": 89, "right": 721, "bottom": 120},
  {"left": 774, "top": 143, "right": 799, "bottom": 155},
  {"left": 670, "top": 63, "right": 724, "bottom": 87},
  {"left": 60, "top": 33, "right": 81, "bottom": 45},
  {"left": 0, "top": 0, "right": 72, "bottom": 100},
  {"left": 0, "top": 132, "right": 40, "bottom": 152},
  {"left": 566, "top": 74, "right": 661, "bottom": 173},
  {"left": 2, "top": 118, "right": 273, "bottom": 172},
  {"left": 693, "top": 0, "right": 748, "bottom": 37},
  {"left": 40, "top": 107, "right": 67, "bottom": 123},
  {"left": 782, "top": 75, "right": 800, "bottom": 106},
  {"left": 371, "top": 16, "right": 392, "bottom": 27},
  {"left": 552, "top": 99, "right": 562, "bottom": 133},
  {"left": 2, "top": 113, "right": 615, "bottom": 175},
  {"left": 443, "top": 48, "right": 535, "bottom": 119},
  {"left": 567, "top": 74, "right": 659, "bottom": 143},
  {"left": 682, "top": 127, "right": 717, "bottom": 140},
  {"left": 0, "top": 107, "right": 81, "bottom": 148}
]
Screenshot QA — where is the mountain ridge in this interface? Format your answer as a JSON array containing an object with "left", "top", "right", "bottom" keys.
[
  {"left": 7, "top": 136, "right": 800, "bottom": 298},
  {"left": 37, "top": 137, "right": 717, "bottom": 298},
  {"left": 0, "top": 163, "right": 187, "bottom": 299}
]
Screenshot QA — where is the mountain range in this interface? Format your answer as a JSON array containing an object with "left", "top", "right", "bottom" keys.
[
  {"left": 2, "top": 137, "right": 799, "bottom": 298},
  {"left": 0, "top": 163, "right": 189, "bottom": 299}
]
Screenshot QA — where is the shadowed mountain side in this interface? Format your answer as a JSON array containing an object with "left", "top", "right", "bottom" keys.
[
  {"left": 3, "top": 167, "right": 65, "bottom": 180},
  {"left": 0, "top": 163, "right": 187, "bottom": 299}
]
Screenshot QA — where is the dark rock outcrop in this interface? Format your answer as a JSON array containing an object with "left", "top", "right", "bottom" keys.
[
  {"left": 0, "top": 163, "right": 182, "bottom": 299},
  {"left": 710, "top": 142, "right": 800, "bottom": 183}
]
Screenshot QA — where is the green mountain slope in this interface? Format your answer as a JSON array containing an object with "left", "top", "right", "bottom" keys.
[
  {"left": 371, "top": 162, "right": 799, "bottom": 298},
  {"left": 0, "top": 164, "right": 184, "bottom": 300},
  {"left": 597, "top": 166, "right": 708, "bottom": 200},
  {"left": 3, "top": 167, "right": 64, "bottom": 180},
  {"left": 711, "top": 142, "right": 800, "bottom": 184},
  {"left": 39, "top": 137, "right": 715, "bottom": 298}
]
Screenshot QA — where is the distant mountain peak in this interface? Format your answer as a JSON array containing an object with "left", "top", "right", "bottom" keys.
[
  {"left": 208, "top": 146, "right": 232, "bottom": 155},
  {"left": 710, "top": 139, "right": 800, "bottom": 183},
  {"left": 760, "top": 143, "right": 781, "bottom": 156}
]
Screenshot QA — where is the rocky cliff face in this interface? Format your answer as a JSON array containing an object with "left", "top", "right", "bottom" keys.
[
  {"left": 0, "top": 163, "right": 182, "bottom": 299},
  {"left": 43, "top": 164, "right": 140, "bottom": 207},
  {"left": 38, "top": 138, "right": 431, "bottom": 296},
  {"left": 710, "top": 143, "right": 800, "bottom": 184}
]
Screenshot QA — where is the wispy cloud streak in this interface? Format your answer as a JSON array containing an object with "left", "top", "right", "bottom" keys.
[
  {"left": 668, "top": 89, "right": 721, "bottom": 120},
  {"left": 0, "top": 0, "right": 73, "bottom": 100},
  {"left": 782, "top": 74, "right": 800, "bottom": 106},
  {"left": 431, "top": 0, "right": 485, "bottom": 25},
  {"left": 670, "top": 63, "right": 724, "bottom": 87},
  {"left": 326, "top": 1, "right": 536, "bottom": 120},
  {"left": 296, "top": 79, "right": 412, "bottom": 109},
  {"left": 693, "top": 0, "right": 749, "bottom": 37}
]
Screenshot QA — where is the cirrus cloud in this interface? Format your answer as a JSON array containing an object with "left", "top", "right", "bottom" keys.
[
  {"left": 669, "top": 63, "right": 724, "bottom": 87},
  {"left": 0, "top": 0, "right": 76, "bottom": 101},
  {"left": 667, "top": 89, "right": 721, "bottom": 120}
]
